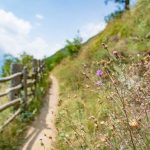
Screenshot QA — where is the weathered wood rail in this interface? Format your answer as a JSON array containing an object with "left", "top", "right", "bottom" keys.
[{"left": 0, "top": 59, "right": 45, "bottom": 132}]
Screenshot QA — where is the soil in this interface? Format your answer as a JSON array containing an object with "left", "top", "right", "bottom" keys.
[{"left": 22, "top": 75, "right": 59, "bottom": 150}]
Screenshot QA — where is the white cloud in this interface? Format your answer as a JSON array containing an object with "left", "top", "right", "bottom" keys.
[
  {"left": 80, "top": 22, "right": 106, "bottom": 41},
  {"left": 0, "top": 9, "right": 31, "bottom": 35},
  {"left": 36, "top": 14, "right": 44, "bottom": 20},
  {"left": 0, "top": 10, "right": 106, "bottom": 60},
  {"left": 0, "top": 9, "right": 55, "bottom": 59}
]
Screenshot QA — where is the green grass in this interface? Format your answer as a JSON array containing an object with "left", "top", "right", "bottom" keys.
[
  {"left": 0, "top": 83, "right": 12, "bottom": 125},
  {"left": 51, "top": 0, "right": 150, "bottom": 149},
  {"left": 0, "top": 72, "right": 50, "bottom": 150}
]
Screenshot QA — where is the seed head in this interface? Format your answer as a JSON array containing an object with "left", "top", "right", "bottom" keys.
[
  {"left": 129, "top": 119, "right": 140, "bottom": 129},
  {"left": 99, "top": 135, "right": 108, "bottom": 143},
  {"left": 100, "top": 121, "right": 105, "bottom": 125},
  {"left": 102, "top": 43, "right": 108, "bottom": 49}
]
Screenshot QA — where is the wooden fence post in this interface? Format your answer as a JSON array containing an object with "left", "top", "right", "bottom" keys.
[
  {"left": 41, "top": 60, "right": 45, "bottom": 73},
  {"left": 32, "top": 59, "right": 38, "bottom": 83},
  {"left": 22, "top": 67, "right": 28, "bottom": 108},
  {"left": 9, "top": 64, "right": 23, "bottom": 101},
  {"left": 38, "top": 60, "right": 41, "bottom": 80},
  {"left": 39, "top": 60, "right": 45, "bottom": 79},
  {"left": 40, "top": 60, "right": 43, "bottom": 79},
  {"left": 32, "top": 59, "right": 38, "bottom": 97}
]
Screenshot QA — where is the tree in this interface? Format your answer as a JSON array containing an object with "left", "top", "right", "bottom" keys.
[
  {"left": 65, "top": 34, "right": 82, "bottom": 57},
  {"left": 2, "top": 54, "right": 18, "bottom": 77},
  {"left": 125, "top": 0, "right": 130, "bottom": 10},
  {"left": 19, "top": 52, "right": 33, "bottom": 70},
  {"left": 105, "top": 0, "right": 130, "bottom": 11},
  {"left": 104, "top": 0, "right": 130, "bottom": 22}
]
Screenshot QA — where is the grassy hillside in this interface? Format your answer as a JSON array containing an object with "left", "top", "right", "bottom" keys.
[
  {"left": 45, "top": 48, "right": 68, "bottom": 71},
  {"left": 50, "top": 0, "right": 150, "bottom": 149}
]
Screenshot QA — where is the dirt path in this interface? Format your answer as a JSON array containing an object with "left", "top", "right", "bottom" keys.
[{"left": 22, "top": 75, "right": 59, "bottom": 150}]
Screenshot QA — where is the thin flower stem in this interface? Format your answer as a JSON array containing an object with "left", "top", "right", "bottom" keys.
[{"left": 107, "top": 71, "right": 136, "bottom": 150}]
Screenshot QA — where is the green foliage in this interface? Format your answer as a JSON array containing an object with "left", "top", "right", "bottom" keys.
[
  {"left": 105, "top": 0, "right": 130, "bottom": 10},
  {"left": 19, "top": 52, "right": 34, "bottom": 70},
  {"left": 53, "top": 0, "right": 150, "bottom": 149},
  {"left": 0, "top": 70, "right": 49, "bottom": 150},
  {"left": 0, "top": 119, "right": 26, "bottom": 150},
  {"left": 45, "top": 34, "right": 82, "bottom": 71},
  {"left": 65, "top": 35, "right": 82, "bottom": 56},
  {"left": 104, "top": 9, "right": 123, "bottom": 23},
  {"left": 104, "top": 0, "right": 130, "bottom": 22},
  {"left": 2, "top": 54, "right": 18, "bottom": 77},
  {"left": 45, "top": 49, "right": 67, "bottom": 70},
  {"left": 2, "top": 52, "right": 34, "bottom": 77},
  {"left": 0, "top": 52, "right": 50, "bottom": 149}
]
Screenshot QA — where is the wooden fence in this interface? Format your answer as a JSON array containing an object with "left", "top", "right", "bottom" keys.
[{"left": 0, "top": 59, "right": 45, "bottom": 132}]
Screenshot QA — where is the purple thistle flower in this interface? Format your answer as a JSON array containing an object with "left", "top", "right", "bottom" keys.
[
  {"left": 96, "top": 81, "right": 102, "bottom": 86},
  {"left": 96, "top": 69, "right": 103, "bottom": 77}
]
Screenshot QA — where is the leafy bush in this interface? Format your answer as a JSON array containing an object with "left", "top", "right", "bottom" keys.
[
  {"left": 2, "top": 54, "right": 18, "bottom": 77},
  {"left": 45, "top": 35, "right": 82, "bottom": 71},
  {"left": 65, "top": 35, "right": 82, "bottom": 57},
  {"left": 104, "top": 9, "right": 123, "bottom": 23}
]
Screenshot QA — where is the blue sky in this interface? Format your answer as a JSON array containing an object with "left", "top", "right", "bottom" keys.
[{"left": 0, "top": 0, "right": 136, "bottom": 61}]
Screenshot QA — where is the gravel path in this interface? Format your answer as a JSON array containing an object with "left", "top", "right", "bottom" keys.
[{"left": 22, "top": 75, "right": 59, "bottom": 150}]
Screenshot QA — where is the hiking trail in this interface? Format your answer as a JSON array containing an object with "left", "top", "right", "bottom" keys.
[{"left": 22, "top": 75, "right": 59, "bottom": 150}]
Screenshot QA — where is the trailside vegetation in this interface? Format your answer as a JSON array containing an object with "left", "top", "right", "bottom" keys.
[
  {"left": 0, "top": 53, "right": 49, "bottom": 150},
  {"left": 52, "top": 0, "right": 150, "bottom": 149},
  {"left": 45, "top": 34, "right": 82, "bottom": 71}
]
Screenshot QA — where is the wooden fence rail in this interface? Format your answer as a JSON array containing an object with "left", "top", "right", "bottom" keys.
[
  {"left": 0, "top": 72, "right": 23, "bottom": 83},
  {"left": 0, "top": 59, "right": 45, "bottom": 133}
]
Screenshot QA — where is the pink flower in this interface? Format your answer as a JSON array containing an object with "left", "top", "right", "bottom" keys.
[
  {"left": 96, "top": 81, "right": 102, "bottom": 86},
  {"left": 96, "top": 69, "right": 103, "bottom": 77}
]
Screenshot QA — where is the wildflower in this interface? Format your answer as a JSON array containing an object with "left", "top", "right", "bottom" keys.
[
  {"left": 94, "top": 119, "right": 98, "bottom": 124},
  {"left": 99, "top": 134, "right": 108, "bottom": 142},
  {"left": 116, "top": 119, "right": 121, "bottom": 123},
  {"left": 73, "top": 94, "right": 77, "bottom": 98},
  {"left": 58, "top": 99, "right": 62, "bottom": 106},
  {"left": 96, "top": 69, "right": 103, "bottom": 77},
  {"left": 109, "top": 125, "right": 115, "bottom": 131},
  {"left": 100, "top": 60, "right": 107, "bottom": 66},
  {"left": 40, "top": 142, "right": 44, "bottom": 146},
  {"left": 82, "top": 63, "right": 87, "bottom": 68},
  {"left": 129, "top": 119, "right": 140, "bottom": 129},
  {"left": 137, "top": 54, "right": 140, "bottom": 57},
  {"left": 100, "top": 121, "right": 105, "bottom": 125},
  {"left": 74, "top": 132, "right": 78, "bottom": 138},
  {"left": 94, "top": 123, "right": 98, "bottom": 129},
  {"left": 102, "top": 43, "right": 108, "bottom": 49},
  {"left": 113, "top": 51, "right": 119, "bottom": 58},
  {"left": 143, "top": 71, "right": 150, "bottom": 77},
  {"left": 39, "top": 139, "right": 44, "bottom": 146},
  {"left": 96, "top": 80, "right": 102, "bottom": 86},
  {"left": 96, "top": 144, "right": 101, "bottom": 148},
  {"left": 144, "top": 55, "right": 150, "bottom": 61},
  {"left": 120, "top": 145, "right": 125, "bottom": 150},
  {"left": 80, "top": 125, "right": 84, "bottom": 131},
  {"left": 88, "top": 116, "right": 95, "bottom": 120},
  {"left": 85, "top": 84, "right": 90, "bottom": 88}
]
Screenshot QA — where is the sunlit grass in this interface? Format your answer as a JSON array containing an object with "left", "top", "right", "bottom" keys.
[
  {"left": 0, "top": 83, "right": 13, "bottom": 126},
  {"left": 54, "top": 49, "right": 150, "bottom": 149},
  {"left": 0, "top": 72, "right": 50, "bottom": 150},
  {"left": 53, "top": 1, "right": 150, "bottom": 148}
]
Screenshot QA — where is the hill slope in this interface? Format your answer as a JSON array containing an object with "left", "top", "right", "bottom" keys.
[{"left": 49, "top": 0, "right": 150, "bottom": 149}]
